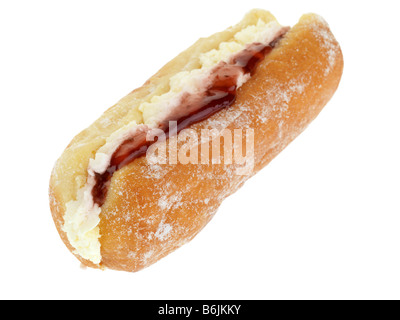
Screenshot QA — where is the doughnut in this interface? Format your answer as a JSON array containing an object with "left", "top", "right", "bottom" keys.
[{"left": 49, "top": 9, "right": 343, "bottom": 272}]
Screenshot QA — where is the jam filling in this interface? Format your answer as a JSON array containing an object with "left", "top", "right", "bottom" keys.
[{"left": 92, "top": 34, "right": 286, "bottom": 207}]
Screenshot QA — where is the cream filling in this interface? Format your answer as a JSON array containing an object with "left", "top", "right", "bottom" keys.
[{"left": 63, "top": 19, "right": 286, "bottom": 264}]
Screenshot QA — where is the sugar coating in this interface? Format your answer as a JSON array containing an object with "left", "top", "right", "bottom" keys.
[{"left": 99, "top": 14, "right": 342, "bottom": 271}]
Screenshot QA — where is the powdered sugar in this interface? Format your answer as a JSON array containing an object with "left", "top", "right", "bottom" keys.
[
  {"left": 158, "top": 193, "right": 183, "bottom": 211},
  {"left": 312, "top": 18, "right": 340, "bottom": 76},
  {"left": 154, "top": 221, "right": 173, "bottom": 241}
]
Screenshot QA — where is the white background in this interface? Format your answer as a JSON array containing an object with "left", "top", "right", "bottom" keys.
[{"left": 1, "top": 0, "right": 399, "bottom": 300}]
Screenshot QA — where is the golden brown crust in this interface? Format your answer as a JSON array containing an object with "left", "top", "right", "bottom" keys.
[{"left": 50, "top": 11, "right": 343, "bottom": 271}]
